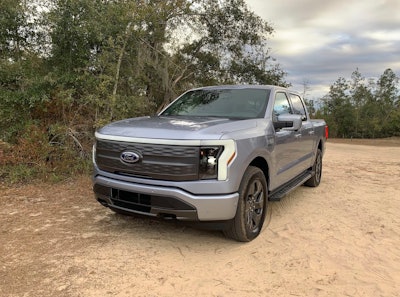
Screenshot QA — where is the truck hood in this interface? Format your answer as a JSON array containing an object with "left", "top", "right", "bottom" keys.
[{"left": 96, "top": 116, "right": 258, "bottom": 140}]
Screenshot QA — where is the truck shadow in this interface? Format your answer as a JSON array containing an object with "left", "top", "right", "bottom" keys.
[
  {"left": 93, "top": 186, "right": 312, "bottom": 242},
  {"left": 93, "top": 207, "right": 228, "bottom": 242}
]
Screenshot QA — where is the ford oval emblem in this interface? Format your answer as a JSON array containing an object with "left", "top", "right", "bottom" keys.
[{"left": 120, "top": 151, "right": 141, "bottom": 164}]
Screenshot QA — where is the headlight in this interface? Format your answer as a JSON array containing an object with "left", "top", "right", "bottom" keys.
[{"left": 199, "top": 146, "right": 223, "bottom": 179}]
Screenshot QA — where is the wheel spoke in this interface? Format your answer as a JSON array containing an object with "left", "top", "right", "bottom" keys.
[
  {"left": 254, "top": 197, "right": 264, "bottom": 210},
  {"left": 246, "top": 211, "right": 253, "bottom": 227},
  {"left": 251, "top": 211, "right": 262, "bottom": 227},
  {"left": 252, "top": 181, "right": 262, "bottom": 197}
]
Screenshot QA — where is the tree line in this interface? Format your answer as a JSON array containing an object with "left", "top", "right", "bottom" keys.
[
  {"left": 0, "top": 0, "right": 286, "bottom": 181},
  {"left": 313, "top": 68, "right": 400, "bottom": 138}
]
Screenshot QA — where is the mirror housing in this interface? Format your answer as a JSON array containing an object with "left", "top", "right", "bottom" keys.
[{"left": 273, "top": 114, "right": 303, "bottom": 131}]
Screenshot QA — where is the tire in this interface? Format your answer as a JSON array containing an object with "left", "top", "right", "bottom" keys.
[
  {"left": 224, "top": 166, "right": 268, "bottom": 242},
  {"left": 304, "top": 148, "right": 322, "bottom": 187}
]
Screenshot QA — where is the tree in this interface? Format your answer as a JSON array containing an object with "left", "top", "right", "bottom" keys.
[
  {"left": 125, "top": 0, "right": 289, "bottom": 111},
  {"left": 0, "top": 0, "right": 47, "bottom": 142},
  {"left": 0, "top": 0, "right": 26, "bottom": 60},
  {"left": 375, "top": 68, "right": 399, "bottom": 136},
  {"left": 322, "top": 77, "right": 354, "bottom": 138},
  {"left": 349, "top": 69, "right": 373, "bottom": 137},
  {"left": 176, "top": 0, "right": 287, "bottom": 88}
]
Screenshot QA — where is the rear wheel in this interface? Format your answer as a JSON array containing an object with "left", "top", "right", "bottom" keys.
[
  {"left": 224, "top": 166, "right": 268, "bottom": 242},
  {"left": 305, "top": 148, "right": 322, "bottom": 187}
]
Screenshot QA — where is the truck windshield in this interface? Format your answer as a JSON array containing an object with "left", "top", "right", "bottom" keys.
[{"left": 160, "top": 88, "right": 270, "bottom": 119}]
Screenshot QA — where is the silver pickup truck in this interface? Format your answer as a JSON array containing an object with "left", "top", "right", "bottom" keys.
[{"left": 93, "top": 85, "right": 328, "bottom": 241}]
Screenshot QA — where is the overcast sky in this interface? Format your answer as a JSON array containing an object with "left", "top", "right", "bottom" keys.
[{"left": 245, "top": 0, "right": 400, "bottom": 99}]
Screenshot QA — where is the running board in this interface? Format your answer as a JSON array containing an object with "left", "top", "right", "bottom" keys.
[{"left": 269, "top": 171, "right": 313, "bottom": 201}]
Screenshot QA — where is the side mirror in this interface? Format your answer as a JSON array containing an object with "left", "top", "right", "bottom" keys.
[{"left": 273, "top": 114, "right": 302, "bottom": 131}]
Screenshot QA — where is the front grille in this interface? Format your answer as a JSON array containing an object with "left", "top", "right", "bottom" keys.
[{"left": 96, "top": 140, "right": 199, "bottom": 181}]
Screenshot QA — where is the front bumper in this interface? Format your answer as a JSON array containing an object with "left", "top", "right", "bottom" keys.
[{"left": 93, "top": 175, "right": 239, "bottom": 221}]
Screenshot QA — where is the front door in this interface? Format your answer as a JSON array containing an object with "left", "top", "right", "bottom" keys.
[{"left": 270, "top": 91, "right": 303, "bottom": 190}]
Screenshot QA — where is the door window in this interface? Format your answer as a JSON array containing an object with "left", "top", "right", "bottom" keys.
[
  {"left": 289, "top": 94, "right": 307, "bottom": 120},
  {"left": 273, "top": 92, "right": 292, "bottom": 117}
]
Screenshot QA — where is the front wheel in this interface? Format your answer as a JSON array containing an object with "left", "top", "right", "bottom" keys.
[
  {"left": 224, "top": 166, "right": 268, "bottom": 242},
  {"left": 304, "top": 148, "right": 322, "bottom": 187}
]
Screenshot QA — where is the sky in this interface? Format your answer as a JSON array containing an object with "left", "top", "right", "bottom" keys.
[{"left": 245, "top": 0, "right": 400, "bottom": 99}]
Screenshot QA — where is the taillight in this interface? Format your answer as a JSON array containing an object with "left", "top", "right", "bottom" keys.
[{"left": 325, "top": 125, "right": 329, "bottom": 140}]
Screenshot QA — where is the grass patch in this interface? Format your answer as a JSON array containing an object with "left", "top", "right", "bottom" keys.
[{"left": 0, "top": 159, "right": 92, "bottom": 185}]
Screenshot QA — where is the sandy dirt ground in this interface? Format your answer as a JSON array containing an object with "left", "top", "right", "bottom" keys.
[{"left": 1, "top": 140, "right": 400, "bottom": 297}]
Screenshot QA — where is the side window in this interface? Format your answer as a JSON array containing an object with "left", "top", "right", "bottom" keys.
[
  {"left": 289, "top": 94, "right": 307, "bottom": 120},
  {"left": 273, "top": 92, "right": 292, "bottom": 118}
]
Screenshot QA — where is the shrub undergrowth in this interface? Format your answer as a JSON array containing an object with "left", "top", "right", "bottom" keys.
[{"left": 0, "top": 124, "right": 93, "bottom": 185}]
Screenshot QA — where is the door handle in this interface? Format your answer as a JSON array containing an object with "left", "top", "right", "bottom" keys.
[
  {"left": 295, "top": 134, "right": 302, "bottom": 138},
  {"left": 308, "top": 131, "right": 315, "bottom": 135}
]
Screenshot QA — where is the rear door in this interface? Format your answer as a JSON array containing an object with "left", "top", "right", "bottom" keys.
[{"left": 289, "top": 93, "right": 315, "bottom": 170}]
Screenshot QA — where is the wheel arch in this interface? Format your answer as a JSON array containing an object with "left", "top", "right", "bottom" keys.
[
  {"left": 249, "top": 156, "right": 270, "bottom": 189},
  {"left": 317, "top": 137, "right": 325, "bottom": 156},
  {"left": 318, "top": 138, "right": 323, "bottom": 151}
]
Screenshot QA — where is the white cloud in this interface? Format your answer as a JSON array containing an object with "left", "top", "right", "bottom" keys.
[
  {"left": 271, "top": 29, "right": 333, "bottom": 55},
  {"left": 245, "top": 0, "right": 400, "bottom": 99},
  {"left": 363, "top": 30, "right": 400, "bottom": 42}
]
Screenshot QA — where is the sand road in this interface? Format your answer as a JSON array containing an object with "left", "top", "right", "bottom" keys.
[{"left": 1, "top": 141, "right": 400, "bottom": 297}]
